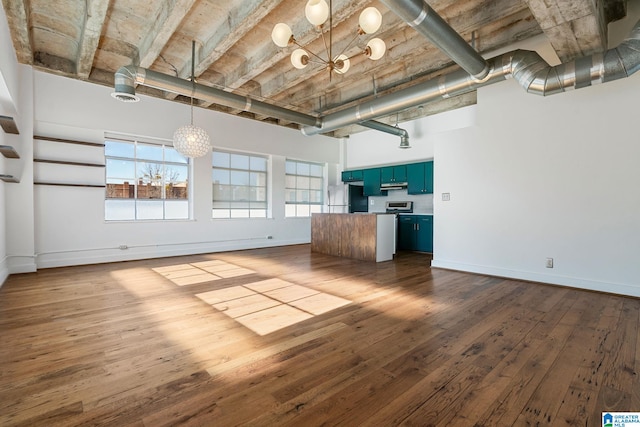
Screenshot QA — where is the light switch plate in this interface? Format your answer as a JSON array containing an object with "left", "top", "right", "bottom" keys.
[{"left": 442, "top": 192, "right": 451, "bottom": 201}]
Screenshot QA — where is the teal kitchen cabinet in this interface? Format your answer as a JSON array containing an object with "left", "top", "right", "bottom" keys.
[
  {"left": 341, "top": 169, "right": 363, "bottom": 182},
  {"left": 362, "top": 168, "right": 387, "bottom": 196},
  {"left": 397, "top": 215, "right": 433, "bottom": 252},
  {"left": 406, "top": 161, "right": 434, "bottom": 194},
  {"left": 380, "top": 165, "right": 407, "bottom": 184}
]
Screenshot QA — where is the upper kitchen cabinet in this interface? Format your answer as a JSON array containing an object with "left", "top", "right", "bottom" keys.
[
  {"left": 363, "top": 168, "right": 387, "bottom": 196},
  {"left": 341, "top": 169, "right": 364, "bottom": 182},
  {"left": 407, "top": 161, "right": 434, "bottom": 195},
  {"left": 380, "top": 165, "right": 407, "bottom": 184}
]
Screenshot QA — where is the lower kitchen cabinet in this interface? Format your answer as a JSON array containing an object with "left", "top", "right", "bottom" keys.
[{"left": 397, "top": 215, "right": 433, "bottom": 252}]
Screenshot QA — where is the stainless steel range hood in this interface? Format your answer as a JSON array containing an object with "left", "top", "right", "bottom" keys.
[{"left": 380, "top": 182, "right": 408, "bottom": 191}]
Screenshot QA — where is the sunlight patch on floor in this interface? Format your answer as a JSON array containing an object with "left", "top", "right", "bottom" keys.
[
  {"left": 152, "top": 260, "right": 255, "bottom": 286},
  {"left": 196, "top": 278, "right": 351, "bottom": 336}
]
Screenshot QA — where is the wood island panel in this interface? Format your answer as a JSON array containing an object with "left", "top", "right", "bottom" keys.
[{"left": 311, "top": 213, "right": 378, "bottom": 262}]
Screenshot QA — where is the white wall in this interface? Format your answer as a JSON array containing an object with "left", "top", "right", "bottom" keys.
[
  {"left": 345, "top": 12, "right": 640, "bottom": 297},
  {"left": 16, "top": 70, "right": 341, "bottom": 269},
  {"left": 432, "top": 69, "right": 640, "bottom": 297}
]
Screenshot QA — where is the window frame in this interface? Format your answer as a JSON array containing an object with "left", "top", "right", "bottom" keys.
[
  {"left": 285, "top": 159, "right": 325, "bottom": 218},
  {"left": 212, "top": 149, "right": 269, "bottom": 219},
  {"left": 104, "top": 134, "right": 191, "bottom": 222}
]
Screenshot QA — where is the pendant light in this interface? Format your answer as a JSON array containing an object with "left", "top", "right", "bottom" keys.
[{"left": 173, "top": 41, "right": 211, "bottom": 158}]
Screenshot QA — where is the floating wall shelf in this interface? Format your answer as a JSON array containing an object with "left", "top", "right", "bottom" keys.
[
  {"left": 0, "top": 174, "right": 19, "bottom": 183},
  {"left": 0, "top": 145, "right": 20, "bottom": 158},
  {"left": 0, "top": 115, "right": 19, "bottom": 134}
]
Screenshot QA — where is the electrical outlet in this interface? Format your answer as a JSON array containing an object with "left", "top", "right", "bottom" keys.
[
  {"left": 546, "top": 257, "right": 554, "bottom": 268},
  {"left": 119, "top": 245, "right": 128, "bottom": 250},
  {"left": 266, "top": 235, "right": 273, "bottom": 239},
  {"left": 442, "top": 192, "right": 451, "bottom": 201}
]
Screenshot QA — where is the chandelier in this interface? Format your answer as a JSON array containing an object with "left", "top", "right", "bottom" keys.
[
  {"left": 271, "top": 0, "right": 386, "bottom": 77},
  {"left": 173, "top": 41, "right": 211, "bottom": 158}
]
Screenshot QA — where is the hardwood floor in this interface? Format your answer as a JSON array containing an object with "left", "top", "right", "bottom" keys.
[{"left": 1, "top": 244, "right": 638, "bottom": 426}]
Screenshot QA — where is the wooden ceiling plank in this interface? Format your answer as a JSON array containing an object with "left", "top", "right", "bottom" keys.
[
  {"left": 76, "top": 0, "right": 110, "bottom": 78},
  {"left": 139, "top": 0, "right": 199, "bottom": 69},
  {"left": 1, "top": 0, "right": 32, "bottom": 64}
]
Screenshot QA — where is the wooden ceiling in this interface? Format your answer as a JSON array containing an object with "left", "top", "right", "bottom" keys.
[{"left": 1, "top": 0, "right": 628, "bottom": 137}]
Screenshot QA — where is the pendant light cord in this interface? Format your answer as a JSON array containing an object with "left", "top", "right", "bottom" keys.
[{"left": 190, "top": 41, "right": 196, "bottom": 126}]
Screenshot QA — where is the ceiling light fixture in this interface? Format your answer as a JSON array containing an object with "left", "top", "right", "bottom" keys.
[
  {"left": 271, "top": 0, "right": 386, "bottom": 78},
  {"left": 173, "top": 41, "right": 211, "bottom": 158}
]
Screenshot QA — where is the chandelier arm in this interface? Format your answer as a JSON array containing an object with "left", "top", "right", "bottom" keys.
[
  {"left": 319, "top": 28, "right": 331, "bottom": 63},
  {"left": 343, "top": 49, "right": 368, "bottom": 61},
  {"left": 306, "top": 58, "right": 329, "bottom": 65},
  {"left": 329, "top": 0, "right": 332, "bottom": 62},
  {"left": 292, "top": 39, "right": 328, "bottom": 64},
  {"left": 335, "top": 32, "right": 361, "bottom": 60}
]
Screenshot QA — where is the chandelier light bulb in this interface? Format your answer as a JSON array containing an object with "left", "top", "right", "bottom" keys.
[
  {"left": 333, "top": 54, "right": 351, "bottom": 74},
  {"left": 291, "top": 49, "right": 310, "bottom": 69},
  {"left": 173, "top": 124, "right": 211, "bottom": 158},
  {"left": 271, "top": 23, "right": 293, "bottom": 47},
  {"left": 366, "top": 38, "right": 386, "bottom": 60},
  {"left": 305, "top": 0, "right": 329, "bottom": 26},
  {"left": 359, "top": 7, "right": 382, "bottom": 34}
]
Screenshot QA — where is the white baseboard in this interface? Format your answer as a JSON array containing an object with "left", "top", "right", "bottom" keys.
[
  {"left": 0, "top": 257, "right": 8, "bottom": 288},
  {"left": 431, "top": 259, "right": 640, "bottom": 298},
  {"left": 35, "top": 238, "right": 309, "bottom": 269},
  {"left": 8, "top": 256, "right": 38, "bottom": 274}
]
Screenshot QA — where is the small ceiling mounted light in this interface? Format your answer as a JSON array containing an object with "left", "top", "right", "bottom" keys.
[
  {"left": 272, "top": 0, "right": 386, "bottom": 79},
  {"left": 173, "top": 41, "right": 211, "bottom": 158}
]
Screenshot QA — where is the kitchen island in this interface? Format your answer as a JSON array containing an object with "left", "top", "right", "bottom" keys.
[{"left": 311, "top": 213, "right": 395, "bottom": 262}]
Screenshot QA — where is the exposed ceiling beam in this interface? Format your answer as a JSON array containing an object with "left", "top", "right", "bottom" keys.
[
  {"left": 524, "top": 0, "right": 607, "bottom": 61},
  {"left": 193, "top": 0, "right": 286, "bottom": 77},
  {"left": 76, "top": 0, "right": 110, "bottom": 78},
  {"left": 139, "top": 0, "right": 199, "bottom": 69},
  {"left": 1, "top": 0, "right": 32, "bottom": 64}
]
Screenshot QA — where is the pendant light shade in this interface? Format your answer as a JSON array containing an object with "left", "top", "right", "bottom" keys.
[
  {"left": 271, "top": 23, "right": 293, "bottom": 47},
  {"left": 359, "top": 7, "right": 383, "bottom": 34},
  {"left": 366, "top": 38, "right": 386, "bottom": 60},
  {"left": 305, "top": 0, "right": 329, "bottom": 26},
  {"left": 173, "top": 124, "right": 211, "bottom": 158},
  {"left": 291, "top": 49, "right": 310, "bottom": 69},
  {"left": 333, "top": 54, "right": 350, "bottom": 74}
]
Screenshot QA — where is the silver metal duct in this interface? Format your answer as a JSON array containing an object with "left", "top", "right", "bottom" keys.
[
  {"left": 302, "top": 19, "right": 640, "bottom": 136},
  {"left": 111, "top": 65, "right": 408, "bottom": 141},
  {"left": 112, "top": 65, "right": 320, "bottom": 127},
  {"left": 379, "top": 0, "right": 489, "bottom": 79},
  {"left": 359, "top": 120, "right": 410, "bottom": 148}
]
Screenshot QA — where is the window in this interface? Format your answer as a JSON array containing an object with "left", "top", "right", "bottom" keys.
[
  {"left": 104, "top": 135, "right": 189, "bottom": 221},
  {"left": 285, "top": 159, "right": 324, "bottom": 217},
  {"left": 212, "top": 150, "right": 268, "bottom": 218}
]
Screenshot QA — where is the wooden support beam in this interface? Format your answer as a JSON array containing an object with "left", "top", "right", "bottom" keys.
[{"left": 76, "top": 0, "right": 110, "bottom": 78}]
